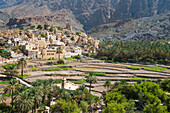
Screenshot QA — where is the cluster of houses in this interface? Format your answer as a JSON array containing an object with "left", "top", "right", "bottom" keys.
[{"left": 0, "top": 24, "right": 100, "bottom": 60}]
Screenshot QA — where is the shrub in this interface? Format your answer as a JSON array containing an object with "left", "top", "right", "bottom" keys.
[
  {"left": 57, "top": 26, "right": 63, "bottom": 30},
  {"left": 40, "top": 33, "right": 46, "bottom": 38},
  {"left": 19, "top": 27, "right": 24, "bottom": 30},
  {"left": 49, "top": 26, "right": 54, "bottom": 32},
  {"left": 30, "top": 25, "right": 35, "bottom": 29},
  {"left": 76, "top": 31, "right": 81, "bottom": 35},
  {"left": 74, "top": 54, "right": 81, "bottom": 59},
  {"left": 37, "top": 25, "right": 43, "bottom": 29},
  {"left": 57, "top": 59, "right": 64, "bottom": 64},
  {"left": 71, "top": 36, "right": 75, "bottom": 41}
]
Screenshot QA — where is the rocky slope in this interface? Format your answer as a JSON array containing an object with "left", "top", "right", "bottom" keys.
[
  {"left": 0, "top": 0, "right": 169, "bottom": 31},
  {"left": 87, "top": 11, "right": 170, "bottom": 41},
  {"left": 6, "top": 9, "right": 84, "bottom": 31}
]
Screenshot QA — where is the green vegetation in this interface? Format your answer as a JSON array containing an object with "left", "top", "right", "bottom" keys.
[
  {"left": 126, "top": 66, "right": 142, "bottom": 70},
  {"left": 30, "top": 25, "right": 35, "bottom": 29},
  {"left": 37, "top": 25, "right": 43, "bottom": 29},
  {"left": 40, "top": 33, "right": 46, "bottom": 38},
  {"left": 71, "top": 36, "right": 75, "bottom": 41},
  {"left": 104, "top": 80, "right": 170, "bottom": 112},
  {"left": 57, "top": 26, "right": 63, "bottom": 30},
  {"left": 70, "top": 80, "right": 87, "bottom": 83},
  {"left": 61, "top": 68, "right": 73, "bottom": 70},
  {"left": 2, "top": 64, "right": 18, "bottom": 68},
  {"left": 30, "top": 67, "right": 37, "bottom": 69},
  {"left": 74, "top": 54, "right": 81, "bottom": 59},
  {"left": 53, "top": 80, "right": 62, "bottom": 83},
  {"left": 0, "top": 78, "right": 100, "bottom": 113},
  {"left": 144, "top": 66, "right": 167, "bottom": 72},
  {"left": 98, "top": 41, "right": 170, "bottom": 64},
  {"left": 160, "top": 79, "right": 170, "bottom": 92},
  {"left": 42, "top": 67, "right": 73, "bottom": 71},
  {"left": 0, "top": 80, "right": 9, "bottom": 84},
  {"left": 94, "top": 72, "right": 106, "bottom": 76},
  {"left": 76, "top": 31, "right": 81, "bottom": 35},
  {"left": 17, "top": 58, "right": 27, "bottom": 79},
  {"left": 2, "top": 63, "right": 18, "bottom": 77},
  {"left": 53, "top": 63, "right": 65, "bottom": 65},
  {"left": 65, "top": 58, "right": 78, "bottom": 61},
  {"left": 0, "top": 49, "right": 12, "bottom": 61},
  {"left": 126, "top": 66, "right": 167, "bottom": 72},
  {"left": 0, "top": 76, "right": 170, "bottom": 113},
  {"left": 128, "top": 77, "right": 157, "bottom": 81},
  {"left": 19, "top": 27, "right": 24, "bottom": 30},
  {"left": 57, "top": 59, "right": 64, "bottom": 64},
  {"left": 42, "top": 68, "right": 62, "bottom": 71},
  {"left": 49, "top": 26, "right": 54, "bottom": 32},
  {"left": 16, "top": 74, "right": 30, "bottom": 78}
]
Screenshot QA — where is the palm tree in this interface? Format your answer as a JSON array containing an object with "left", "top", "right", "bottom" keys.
[
  {"left": 32, "top": 80, "right": 50, "bottom": 105},
  {"left": 15, "top": 91, "right": 34, "bottom": 113},
  {"left": 56, "top": 47, "right": 62, "bottom": 61},
  {"left": 112, "top": 82, "right": 120, "bottom": 89},
  {"left": 120, "top": 80, "right": 127, "bottom": 85},
  {"left": 47, "top": 79, "right": 55, "bottom": 106},
  {"left": 104, "top": 80, "right": 111, "bottom": 91},
  {"left": 29, "top": 87, "right": 43, "bottom": 112},
  {"left": 3, "top": 79, "right": 17, "bottom": 108},
  {"left": 78, "top": 85, "right": 89, "bottom": 99},
  {"left": 18, "top": 58, "right": 27, "bottom": 79},
  {"left": 0, "top": 90, "right": 5, "bottom": 103},
  {"left": 79, "top": 101, "right": 88, "bottom": 113},
  {"left": 85, "top": 72, "right": 97, "bottom": 94},
  {"left": 3, "top": 65, "right": 18, "bottom": 77}
]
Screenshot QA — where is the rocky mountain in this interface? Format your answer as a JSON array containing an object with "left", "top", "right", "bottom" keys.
[
  {"left": 87, "top": 11, "right": 170, "bottom": 41},
  {"left": 0, "top": 0, "right": 169, "bottom": 31}
]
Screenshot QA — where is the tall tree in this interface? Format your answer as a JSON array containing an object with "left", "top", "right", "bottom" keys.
[
  {"left": 18, "top": 58, "right": 27, "bottom": 79},
  {"left": 56, "top": 47, "right": 62, "bottom": 61},
  {"left": 15, "top": 91, "right": 34, "bottom": 113},
  {"left": 3, "top": 64, "right": 18, "bottom": 77},
  {"left": 29, "top": 87, "right": 43, "bottom": 112},
  {"left": 85, "top": 72, "right": 97, "bottom": 94},
  {"left": 3, "top": 79, "right": 18, "bottom": 108},
  {"left": 104, "top": 80, "right": 112, "bottom": 91}
]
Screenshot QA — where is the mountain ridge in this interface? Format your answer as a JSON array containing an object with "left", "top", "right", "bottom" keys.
[{"left": 0, "top": 0, "right": 169, "bottom": 31}]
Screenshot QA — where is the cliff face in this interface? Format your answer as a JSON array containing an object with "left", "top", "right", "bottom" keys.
[
  {"left": 87, "top": 11, "right": 170, "bottom": 41},
  {"left": 0, "top": 0, "right": 170, "bottom": 30}
]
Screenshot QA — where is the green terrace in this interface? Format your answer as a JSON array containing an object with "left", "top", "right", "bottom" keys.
[
  {"left": 30, "top": 67, "right": 38, "bottom": 69},
  {"left": 93, "top": 72, "right": 106, "bottom": 76},
  {"left": 126, "top": 66, "right": 167, "bottom": 72},
  {"left": 42, "top": 67, "right": 73, "bottom": 71},
  {"left": 16, "top": 74, "right": 31, "bottom": 78},
  {"left": 65, "top": 58, "right": 78, "bottom": 61}
]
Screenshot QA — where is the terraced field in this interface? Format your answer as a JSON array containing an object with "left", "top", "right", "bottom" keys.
[{"left": 1, "top": 60, "right": 169, "bottom": 95}]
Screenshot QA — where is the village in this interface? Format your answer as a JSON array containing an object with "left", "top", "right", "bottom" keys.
[{"left": 0, "top": 23, "right": 99, "bottom": 63}]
